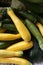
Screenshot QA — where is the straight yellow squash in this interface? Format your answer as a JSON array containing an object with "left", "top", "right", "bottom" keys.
[
  {"left": 0, "top": 57, "right": 32, "bottom": 65},
  {"left": 0, "top": 33, "right": 21, "bottom": 41}
]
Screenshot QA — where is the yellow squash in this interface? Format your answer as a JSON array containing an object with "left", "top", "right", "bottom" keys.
[
  {"left": 7, "top": 8, "right": 31, "bottom": 41},
  {"left": 0, "top": 50, "right": 23, "bottom": 57},
  {"left": 36, "top": 22, "right": 43, "bottom": 36},
  {"left": 6, "top": 41, "right": 33, "bottom": 51},
  {"left": 0, "top": 57, "right": 32, "bottom": 65},
  {"left": 0, "top": 33, "right": 21, "bottom": 41}
]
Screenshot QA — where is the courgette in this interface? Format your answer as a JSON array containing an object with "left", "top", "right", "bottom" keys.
[
  {"left": 0, "top": 38, "right": 23, "bottom": 49},
  {"left": 30, "top": 13, "right": 43, "bottom": 24},
  {"left": 18, "top": 10, "right": 43, "bottom": 24},
  {"left": 6, "top": 41, "right": 33, "bottom": 51},
  {"left": 36, "top": 22, "right": 43, "bottom": 36},
  {"left": 0, "top": 50, "right": 23, "bottom": 57},
  {"left": 23, "top": 36, "right": 43, "bottom": 62},
  {"left": 0, "top": 58, "right": 32, "bottom": 65},
  {"left": 12, "top": 8, "right": 43, "bottom": 24},
  {"left": 1, "top": 19, "right": 13, "bottom": 24},
  {"left": 25, "top": 19, "right": 43, "bottom": 50},
  {"left": 0, "top": 41, "right": 14, "bottom": 49},
  {"left": 18, "top": 10, "right": 37, "bottom": 23},
  {"left": 7, "top": 8, "right": 31, "bottom": 41},
  {"left": 29, "top": 36, "right": 42, "bottom": 61},
  {"left": 0, "top": 33, "right": 21, "bottom": 41},
  {"left": 35, "top": 16, "right": 43, "bottom": 24},
  {"left": 2, "top": 24, "right": 18, "bottom": 34}
]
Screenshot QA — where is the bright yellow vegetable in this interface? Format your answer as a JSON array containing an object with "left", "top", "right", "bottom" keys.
[
  {"left": 0, "top": 57, "right": 32, "bottom": 65},
  {"left": 0, "top": 50, "right": 23, "bottom": 57},
  {"left": 6, "top": 41, "right": 33, "bottom": 51},
  {"left": 7, "top": 7, "right": 31, "bottom": 41},
  {"left": 0, "top": 33, "right": 21, "bottom": 41},
  {"left": 36, "top": 22, "right": 43, "bottom": 36}
]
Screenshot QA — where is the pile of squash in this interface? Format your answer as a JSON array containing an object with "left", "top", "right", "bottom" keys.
[{"left": 0, "top": 7, "right": 43, "bottom": 65}]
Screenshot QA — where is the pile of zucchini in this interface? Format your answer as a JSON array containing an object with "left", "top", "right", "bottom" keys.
[{"left": 0, "top": 7, "right": 43, "bottom": 64}]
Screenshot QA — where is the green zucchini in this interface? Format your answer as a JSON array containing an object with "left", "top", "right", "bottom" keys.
[
  {"left": 23, "top": 36, "right": 43, "bottom": 62},
  {"left": 19, "top": 10, "right": 43, "bottom": 24},
  {"left": 0, "top": 41, "right": 13, "bottom": 49},
  {"left": 2, "top": 24, "right": 18, "bottom": 34},
  {"left": 19, "top": 11, "right": 43, "bottom": 24},
  {"left": 32, "top": 14, "right": 43, "bottom": 24},
  {"left": 13, "top": 8, "right": 43, "bottom": 24},
  {"left": 1, "top": 19, "right": 13, "bottom": 24},
  {"left": 18, "top": 11, "right": 37, "bottom": 23},
  {"left": 0, "top": 38, "right": 23, "bottom": 49},
  {"left": 0, "top": 8, "right": 8, "bottom": 20},
  {"left": 29, "top": 37, "right": 43, "bottom": 61},
  {"left": 25, "top": 19, "right": 43, "bottom": 50}
]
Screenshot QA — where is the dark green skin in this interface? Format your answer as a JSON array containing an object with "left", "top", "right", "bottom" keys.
[
  {"left": 23, "top": 36, "right": 43, "bottom": 62},
  {"left": 29, "top": 36, "right": 43, "bottom": 62},
  {"left": 0, "top": 38, "right": 23, "bottom": 49},
  {"left": 25, "top": 19, "right": 43, "bottom": 50},
  {"left": 33, "top": 14, "right": 43, "bottom": 24},
  {"left": 0, "top": 41, "right": 14, "bottom": 49},
  {"left": 29, "top": 12, "right": 43, "bottom": 24},
  {"left": 13, "top": 8, "right": 43, "bottom": 24},
  {"left": 18, "top": 11, "right": 37, "bottom": 23},
  {"left": 1, "top": 19, "right": 13, "bottom": 24},
  {"left": 2, "top": 24, "right": 18, "bottom": 34}
]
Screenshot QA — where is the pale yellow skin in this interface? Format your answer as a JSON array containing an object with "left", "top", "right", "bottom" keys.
[
  {"left": 0, "top": 50, "right": 23, "bottom": 57},
  {"left": 7, "top": 8, "right": 31, "bottom": 41},
  {"left": 0, "top": 33, "right": 21, "bottom": 41},
  {"left": 0, "top": 58, "right": 32, "bottom": 65},
  {"left": 36, "top": 22, "right": 43, "bottom": 36},
  {"left": 6, "top": 41, "right": 33, "bottom": 51}
]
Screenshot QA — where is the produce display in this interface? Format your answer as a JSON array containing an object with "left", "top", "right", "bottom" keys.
[{"left": 0, "top": 7, "right": 43, "bottom": 65}]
